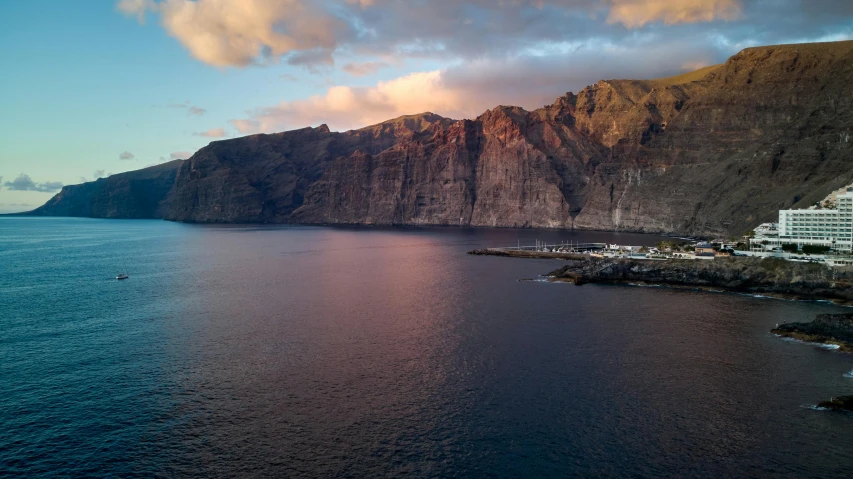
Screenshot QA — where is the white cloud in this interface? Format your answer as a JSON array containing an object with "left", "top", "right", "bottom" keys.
[
  {"left": 170, "top": 151, "right": 193, "bottom": 160},
  {"left": 119, "top": 0, "right": 347, "bottom": 68}
]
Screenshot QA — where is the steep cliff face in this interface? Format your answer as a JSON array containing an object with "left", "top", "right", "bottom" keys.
[
  {"left": 583, "top": 41, "right": 853, "bottom": 236},
  {"left": 26, "top": 160, "right": 183, "bottom": 218},
  {"left": 29, "top": 41, "right": 853, "bottom": 236},
  {"left": 159, "top": 126, "right": 338, "bottom": 222},
  {"left": 294, "top": 41, "right": 853, "bottom": 234}
]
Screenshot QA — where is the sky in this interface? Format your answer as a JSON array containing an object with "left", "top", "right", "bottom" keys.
[{"left": 1, "top": 0, "right": 852, "bottom": 212}]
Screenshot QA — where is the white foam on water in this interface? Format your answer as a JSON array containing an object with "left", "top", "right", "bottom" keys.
[
  {"left": 843, "top": 370, "right": 853, "bottom": 379},
  {"left": 800, "top": 404, "right": 831, "bottom": 411},
  {"left": 774, "top": 335, "right": 844, "bottom": 352}
]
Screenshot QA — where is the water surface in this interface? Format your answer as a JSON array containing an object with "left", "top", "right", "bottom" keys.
[{"left": 2, "top": 218, "right": 852, "bottom": 477}]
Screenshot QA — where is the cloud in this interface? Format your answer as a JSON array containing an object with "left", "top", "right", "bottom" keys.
[
  {"left": 342, "top": 61, "right": 389, "bottom": 77},
  {"left": 3, "top": 174, "right": 63, "bottom": 193},
  {"left": 119, "top": 151, "right": 135, "bottom": 160},
  {"left": 167, "top": 102, "right": 207, "bottom": 115},
  {"left": 79, "top": 170, "right": 110, "bottom": 183},
  {"left": 229, "top": 119, "right": 262, "bottom": 134},
  {"left": 606, "top": 0, "right": 743, "bottom": 28},
  {"left": 193, "top": 128, "right": 227, "bottom": 138},
  {"left": 119, "top": 0, "right": 348, "bottom": 68},
  {"left": 117, "top": 0, "right": 853, "bottom": 76},
  {"left": 116, "top": 0, "right": 153, "bottom": 22},
  {"left": 228, "top": 39, "right": 729, "bottom": 132},
  {"left": 170, "top": 151, "right": 192, "bottom": 160},
  {"left": 232, "top": 71, "right": 464, "bottom": 132}
]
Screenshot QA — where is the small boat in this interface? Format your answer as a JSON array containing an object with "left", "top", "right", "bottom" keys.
[{"left": 116, "top": 273, "right": 129, "bottom": 280}]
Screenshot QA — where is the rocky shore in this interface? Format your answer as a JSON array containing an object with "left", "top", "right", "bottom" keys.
[
  {"left": 817, "top": 396, "right": 853, "bottom": 412},
  {"left": 540, "top": 256, "right": 853, "bottom": 304},
  {"left": 771, "top": 313, "right": 853, "bottom": 353}
]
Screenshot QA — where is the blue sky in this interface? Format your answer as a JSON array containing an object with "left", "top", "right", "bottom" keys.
[{"left": 1, "top": 0, "right": 852, "bottom": 213}]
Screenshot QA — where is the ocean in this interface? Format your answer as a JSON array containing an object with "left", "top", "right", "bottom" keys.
[{"left": 2, "top": 217, "right": 853, "bottom": 477}]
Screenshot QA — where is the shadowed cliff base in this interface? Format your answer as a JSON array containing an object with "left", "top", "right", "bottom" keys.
[{"left": 28, "top": 40, "right": 853, "bottom": 237}]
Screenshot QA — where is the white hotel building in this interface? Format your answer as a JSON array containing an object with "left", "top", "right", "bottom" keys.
[{"left": 777, "top": 191, "right": 853, "bottom": 252}]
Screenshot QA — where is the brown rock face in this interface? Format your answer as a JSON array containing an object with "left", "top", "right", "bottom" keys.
[{"left": 31, "top": 41, "right": 853, "bottom": 236}]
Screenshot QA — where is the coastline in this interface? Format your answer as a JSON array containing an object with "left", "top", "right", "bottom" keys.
[
  {"left": 469, "top": 248, "right": 853, "bottom": 305},
  {"left": 471, "top": 248, "right": 853, "bottom": 411},
  {"left": 771, "top": 314, "right": 853, "bottom": 353}
]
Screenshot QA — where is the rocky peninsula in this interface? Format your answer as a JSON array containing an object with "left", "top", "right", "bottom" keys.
[
  {"left": 817, "top": 396, "right": 853, "bottom": 412},
  {"left": 537, "top": 256, "right": 853, "bottom": 304},
  {"left": 772, "top": 313, "right": 853, "bottom": 352}
]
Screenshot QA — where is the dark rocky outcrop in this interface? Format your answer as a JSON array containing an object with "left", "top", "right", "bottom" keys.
[
  {"left": 28, "top": 41, "right": 853, "bottom": 236},
  {"left": 772, "top": 313, "right": 853, "bottom": 352},
  {"left": 817, "top": 396, "right": 853, "bottom": 411},
  {"left": 546, "top": 257, "right": 853, "bottom": 303}
]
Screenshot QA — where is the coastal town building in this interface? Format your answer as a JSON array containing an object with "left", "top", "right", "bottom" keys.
[
  {"left": 695, "top": 243, "right": 715, "bottom": 254},
  {"left": 750, "top": 222, "right": 782, "bottom": 250},
  {"left": 777, "top": 191, "right": 853, "bottom": 252}
]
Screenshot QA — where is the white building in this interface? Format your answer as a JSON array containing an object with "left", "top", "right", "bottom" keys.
[
  {"left": 751, "top": 222, "right": 781, "bottom": 250},
  {"left": 777, "top": 191, "right": 853, "bottom": 252}
]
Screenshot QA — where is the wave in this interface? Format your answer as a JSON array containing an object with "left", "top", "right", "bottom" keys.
[
  {"left": 800, "top": 404, "right": 831, "bottom": 411},
  {"left": 776, "top": 335, "right": 842, "bottom": 351}
]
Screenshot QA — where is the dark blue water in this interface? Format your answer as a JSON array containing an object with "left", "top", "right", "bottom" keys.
[{"left": 2, "top": 218, "right": 853, "bottom": 477}]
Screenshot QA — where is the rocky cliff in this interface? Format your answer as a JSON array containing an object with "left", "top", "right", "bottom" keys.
[
  {"left": 29, "top": 41, "right": 853, "bottom": 236},
  {"left": 547, "top": 256, "right": 853, "bottom": 304},
  {"left": 26, "top": 160, "right": 183, "bottom": 219},
  {"left": 772, "top": 313, "right": 853, "bottom": 352}
]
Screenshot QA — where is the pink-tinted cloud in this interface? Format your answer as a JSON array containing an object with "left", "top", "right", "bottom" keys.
[
  {"left": 228, "top": 39, "right": 727, "bottom": 133},
  {"left": 342, "top": 61, "right": 389, "bottom": 77},
  {"left": 193, "top": 128, "right": 226, "bottom": 138},
  {"left": 229, "top": 119, "right": 262, "bottom": 134},
  {"left": 606, "top": 0, "right": 742, "bottom": 28}
]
